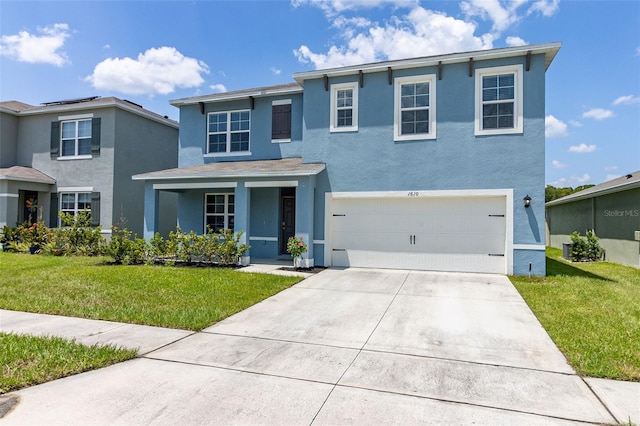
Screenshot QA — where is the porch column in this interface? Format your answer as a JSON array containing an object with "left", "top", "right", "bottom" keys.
[
  {"left": 143, "top": 183, "right": 159, "bottom": 241},
  {"left": 295, "top": 175, "right": 315, "bottom": 268},
  {"left": 235, "top": 183, "right": 251, "bottom": 265}
]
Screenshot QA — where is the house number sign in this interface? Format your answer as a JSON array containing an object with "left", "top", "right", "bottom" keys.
[{"left": 408, "top": 191, "right": 420, "bottom": 197}]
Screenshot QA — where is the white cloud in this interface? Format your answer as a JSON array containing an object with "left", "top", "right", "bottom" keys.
[
  {"left": 505, "top": 36, "right": 527, "bottom": 47},
  {"left": 552, "top": 174, "right": 591, "bottom": 186},
  {"left": 271, "top": 67, "right": 282, "bottom": 75},
  {"left": 574, "top": 173, "right": 591, "bottom": 184},
  {"left": 569, "top": 120, "right": 582, "bottom": 127},
  {"left": 606, "top": 174, "right": 621, "bottom": 181},
  {"left": 604, "top": 165, "right": 618, "bottom": 171},
  {"left": 552, "top": 160, "right": 567, "bottom": 169},
  {"left": 86, "top": 46, "right": 209, "bottom": 95},
  {"left": 528, "top": 0, "right": 560, "bottom": 17},
  {"left": 0, "top": 23, "right": 70, "bottom": 66},
  {"left": 461, "top": 0, "right": 527, "bottom": 33},
  {"left": 582, "top": 108, "right": 614, "bottom": 120},
  {"left": 545, "top": 115, "right": 568, "bottom": 138},
  {"left": 209, "top": 84, "right": 227, "bottom": 93},
  {"left": 612, "top": 95, "right": 640, "bottom": 105},
  {"left": 292, "top": 0, "right": 417, "bottom": 17},
  {"left": 295, "top": 6, "right": 493, "bottom": 69},
  {"left": 569, "top": 143, "right": 597, "bottom": 153}
]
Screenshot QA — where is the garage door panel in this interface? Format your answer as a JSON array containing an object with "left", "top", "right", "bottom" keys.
[{"left": 330, "top": 195, "right": 508, "bottom": 274}]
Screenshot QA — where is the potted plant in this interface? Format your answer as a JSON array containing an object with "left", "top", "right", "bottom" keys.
[{"left": 286, "top": 235, "right": 308, "bottom": 269}]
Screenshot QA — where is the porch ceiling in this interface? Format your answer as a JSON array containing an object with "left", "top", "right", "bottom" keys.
[
  {"left": 0, "top": 166, "right": 56, "bottom": 184},
  {"left": 132, "top": 157, "right": 326, "bottom": 181}
]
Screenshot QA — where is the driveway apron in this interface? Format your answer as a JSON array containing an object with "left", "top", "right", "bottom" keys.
[{"left": 2, "top": 268, "right": 616, "bottom": 425}]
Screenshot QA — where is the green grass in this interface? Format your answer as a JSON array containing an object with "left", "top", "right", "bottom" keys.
[
  {"left": 1, "top": 333, "right": 137, "bottom": 394},
  {"left": 511, "top": 247, "right": 640, "bottom": 381},
  {"left": 0, "top": 252, "right": 303, "bottom": 331}
]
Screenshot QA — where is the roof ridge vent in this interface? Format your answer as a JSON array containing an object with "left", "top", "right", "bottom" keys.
[
  {"left": 626, "top": 174, "right": 633, "bottom": 179},
  {"left": 124, "top": 99, "right": 143, "bottom": 108}
]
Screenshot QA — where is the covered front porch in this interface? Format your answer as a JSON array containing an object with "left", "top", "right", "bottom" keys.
[
  {"left": 133, "top": 158, "right": 326, "bottom": 267},
  {"left": 0, "top": 166, "right": 56, "bottom": 229}
]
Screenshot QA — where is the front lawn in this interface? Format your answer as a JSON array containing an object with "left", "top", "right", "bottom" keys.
[
  {"left": 0, "top": 252, "right": 303, "bottom": 331},
  {"left": 511, "top": 247, "right": 640, "bottom": 381}
]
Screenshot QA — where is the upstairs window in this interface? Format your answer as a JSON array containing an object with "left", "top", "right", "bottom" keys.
[
  {"left": 272, "top": 100, "right": 292, "bottom": 142},
  {"left": 394, "top": 75, "right": 436, "bottom": 141},
  {"left": 207, "top": 110, "right": 250, "bottom": 154},
  {"left": 475, "top": 65, "right": 523, "bottom": 135},
  {"left": 51, "top": 116, "right": 100, "bottom": 159},
  {"left": 330, "top": 82, "right": 358, "bottom": 132},
  {"left": 205, "top": 193, "right": 234, "bottom": 232}
]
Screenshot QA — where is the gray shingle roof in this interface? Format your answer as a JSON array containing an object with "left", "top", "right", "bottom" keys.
[
  {"left": 133, "top": 157, "right": 325, "bottom": 181},
  {"left": 546, "top": 170, "right": 640, "bottom": 206},
  {"left": 0, "top": 166, "right": 56, "bottom": 184}
]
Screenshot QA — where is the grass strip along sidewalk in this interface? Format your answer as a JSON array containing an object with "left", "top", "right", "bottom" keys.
[{"left": 511, "top": 247, "right": 640, "bottom": 381}]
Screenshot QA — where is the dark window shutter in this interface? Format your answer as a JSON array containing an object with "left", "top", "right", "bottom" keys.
[
  {"left": 49, "top": 193, "right": 59, "bottom": 227},
  {"left": 91, "top": 117, "right": 101, "bottom": 157},
  {"left": 272, "top": 104, "right": 291, "bottom": 140},
  {"left": 90, "top": 192, "right": 100, "bottom": 226},
  {"left": 50, "top": 121, "right": 60, "bottom": 158}
]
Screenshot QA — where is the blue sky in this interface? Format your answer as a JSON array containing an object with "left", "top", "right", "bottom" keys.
[{"left": 1, "top": 0, "right": 638, "bottom": 186}]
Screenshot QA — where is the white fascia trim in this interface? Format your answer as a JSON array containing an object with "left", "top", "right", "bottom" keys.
[
  {"left": 58, "top": 113, "right": 94, "bottom": 120},
  {"left": 394, "top": 74, "right": 437, "bottom": 141},
  {"left": 513, "top": 244, "right": 546, "bottom": 251},
  {"left": 58, "top": 186, "right": 93, "bottom": 192},
  {"left": 249, "top": 236, "right": 278, "bottom": 242},
  {"left": 137, "top": 168, "right": 325, "bottom": 181},
  {"left": 0, "top": 176, "right": 55, "bottom": 184},
  {"left": 330, "top": 82, "right": 358, "bottom": 133},
  {"left": 245, "top": 180, "right": 298, "bottom": 188},
  {"left": 171, "top": 86, "right": 303, "bottom": 106},
  {"left": 272, "top": 99, "right": 292, "bottom": 106},
  {"left": 153, "top": 182, "right": 237, "bottom": 190},
  {"left": 294, "top": 42, "right": 561, "bottom": 83},
  {"left": 474, "top": 64, "right": 524, "bottom": 136},
  {"left": 0, "top": 193, "right": 19, "bottom": 198}
]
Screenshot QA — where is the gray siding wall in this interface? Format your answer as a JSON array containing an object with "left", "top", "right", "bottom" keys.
[
  {"left": 0, "top": 112, "right": 19, "bottom": 167},
  {"left": 113, "top": 108, "right": 178, "bottom": 236}
]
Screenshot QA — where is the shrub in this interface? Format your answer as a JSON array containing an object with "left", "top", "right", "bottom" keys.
[
  {"left": 217, "top": 229, "right": 250, "bottom": 265},
  {"left": 105, "top": 226, "right": 146, "bottom": 265},
  {"left": 58, "top": 211, "right": 105, "bottom": 256},
  {"left": 570, "top": 230, "right": 603, "bottom": 262}
]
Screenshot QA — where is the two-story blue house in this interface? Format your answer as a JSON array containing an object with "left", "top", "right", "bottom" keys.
[{"left": 134, "top": 42, "right": 561, "bottom": 276}]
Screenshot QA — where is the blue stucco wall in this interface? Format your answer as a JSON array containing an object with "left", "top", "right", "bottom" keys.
[{"left": 178, "top": 94, "right": 303, "bottom": 167}]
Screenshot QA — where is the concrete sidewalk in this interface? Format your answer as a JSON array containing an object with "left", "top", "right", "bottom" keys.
[{"left": 1, "top": 268, "right": 638, "bottom": 425}]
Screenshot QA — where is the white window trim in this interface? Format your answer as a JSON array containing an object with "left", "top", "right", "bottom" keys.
[
  {"left": 206, "top": 110, "right": 251, "bottom": 155},
  {"left": 394, "top": 74, "right": 437, "bottom": 141},
  {"left": 475, "top": 64, "right": 523, "bottom": 136},
  {"left": 58, "top": 191, "right": 92, "bottom": 226},
  {"left": 58, "top": 113, "right": 93, "bottom": 121},
  {"left": 204, "top": 193, "right": 234, "bottom": 232},
  {"left": 60, "top": 118, "right": 93, "bottom": 158},
  {"left": 330, "top": 82, "right": 358, "bottom": 133}
]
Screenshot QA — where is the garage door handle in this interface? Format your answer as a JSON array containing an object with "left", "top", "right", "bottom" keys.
[{"left": 488, "top": 253, "right": 505, "bottom": 256}]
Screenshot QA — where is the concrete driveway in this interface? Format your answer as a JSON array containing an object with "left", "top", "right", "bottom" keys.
[{"left": 2, "top": 268, "right": 619, "bottom": 424}]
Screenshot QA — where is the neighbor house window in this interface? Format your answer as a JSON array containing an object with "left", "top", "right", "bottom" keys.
[
  {"left": 61, "top": 119, "right": 92, "bottom": 157},
  {"left": 207, "top": 110, "right": 250, "bottom": 154},
  {"left": 272, "top": 99, "right": 292, "bottom": 142},
  {"left": 205, "top": 193, "right": 234, "bottom": 232},
  {"left": 394, "top": 74, "right": 436, "bottom": 141},
  {"left": 475, "top": 64, "right": 523, "bottom": 135},
  {"left": 330, "top": 82, "right": 358, "bottom": 132}
]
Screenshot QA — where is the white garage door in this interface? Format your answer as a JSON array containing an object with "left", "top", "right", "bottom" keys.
[{"left": 329, "top": 195, "right": 507, "bottom": 274}]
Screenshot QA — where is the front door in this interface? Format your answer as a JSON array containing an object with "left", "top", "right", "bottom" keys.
[
  {"left": 23, "top": 191, "right": 38, "bottom": 224},
  {"left": 280, "top": 188, "right": 296, "bottom": 255}
]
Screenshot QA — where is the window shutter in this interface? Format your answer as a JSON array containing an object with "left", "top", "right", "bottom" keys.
[
  {"left": 272, "top": 104, "right": 291, "bottom": 140},
  {"left": 90, "top": 192, "right": 101, "bottom": 227},
  {"left": 49, "top": 193, "right": 59, "bottom": 227},
  {"left": 50, "top": 121, "right": 60, "bottom": 158},
  {"left": 91, "top": 117, "right": 101, "bottom": 157}
]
